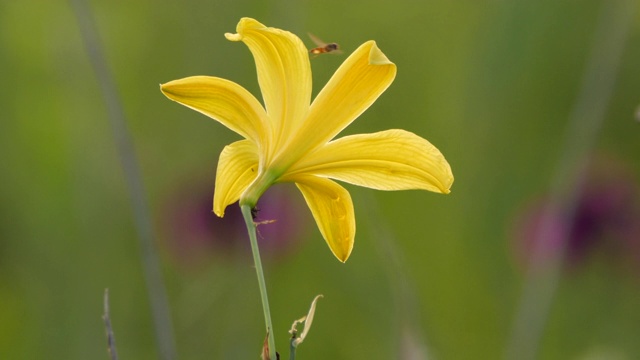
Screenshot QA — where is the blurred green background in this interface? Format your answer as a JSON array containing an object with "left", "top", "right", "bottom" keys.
[{"left": 2, "top": 0, "right": 640, "bottom": 359}]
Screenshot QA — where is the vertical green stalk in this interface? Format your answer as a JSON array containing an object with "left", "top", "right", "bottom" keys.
[
  {"left": 70, "top": 1, "right": 176, "bottom": 358},
  {"left": 289, "top": 339, "right": 297, "bottom": 360},
  {"left": 241, "top": 205, "right": 277, "bottom": 359}
]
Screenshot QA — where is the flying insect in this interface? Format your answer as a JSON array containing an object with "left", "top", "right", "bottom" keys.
[{"left": 308, "top": 33, "right": 341, "bottom": 56}]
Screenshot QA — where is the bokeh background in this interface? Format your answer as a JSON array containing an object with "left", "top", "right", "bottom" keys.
[{"left": 1, "top": 0, "right": 640, "bottom": 359}]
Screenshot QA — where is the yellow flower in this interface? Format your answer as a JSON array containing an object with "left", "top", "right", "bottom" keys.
[{"left": 161, "top": 18, "right": 453, "bottom": 262}]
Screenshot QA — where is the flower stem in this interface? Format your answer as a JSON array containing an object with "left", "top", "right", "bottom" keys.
[
  {"left": 289, "top": 341, "right": 297, "bottom": 360},
  {"left": 241, "top": 205, "right": 277, "bottom": 359}
]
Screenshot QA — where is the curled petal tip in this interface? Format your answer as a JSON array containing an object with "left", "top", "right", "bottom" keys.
[
  {"left": 367, "top": 41, "right": 394, "bottom": 66},
  {"left": 226, "top": 17, "right": 267, "bottom": 41},
  {"left": 213, "top": 208, "right": 225, "bottom": 218},
  {"left": 332, "top": 238, "right": 353, "bottom": 263},
  {"left": 441, "top": 171, "right": 454, "bottom": 194},
  {"left": 213, "top": 200, "right": 226, "bottom": 217},
  {"left": 237, "top": 17, "right": 264, "bottom": 30},
  {"left": 159, "top": 81, "right": 176, "bottom": 95},
  {"left": 224, "top": 32, "right": 242, "bottom": 41}
]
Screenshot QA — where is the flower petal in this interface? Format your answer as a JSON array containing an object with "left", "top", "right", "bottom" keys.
[
  {"left": 294, "top": 176, "right": 355, "bottom": 262},
  {"left": 161, "top": 76, "right": 269, "bottom": 147},
  {"left": 286, "top": 129, "right": 453, "bottom": 194},
  {"left": 225, "top": 18, "right": 311, "bottom": 148},
  {"left": 288, "top": 41, "right": 396, "bottom": 156},
  {"left": 214, "top": 140, "right": 259, "bottom": 217}
]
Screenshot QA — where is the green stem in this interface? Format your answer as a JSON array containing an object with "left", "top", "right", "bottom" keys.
[
  {"left": 241, "top": 205, "right": 277, "bottom": 360},
  {"left": 289, "top": 338, "right": 297, "bottom": 360}
]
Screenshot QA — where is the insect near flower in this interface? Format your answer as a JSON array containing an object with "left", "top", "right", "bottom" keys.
[
  {"left": 308, "top": 33, "right": 341, "bottom": 55},
  {"left": 161, "top": 18, "right": 454, "bottom": 262}
]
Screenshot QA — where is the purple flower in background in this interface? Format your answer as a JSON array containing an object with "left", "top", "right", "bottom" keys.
[
  {"left": 163, "top": 181, "right": 310, "bottom": 269},
  {"left": 511, "top": 156, "right": 640, "bottom": 272}
]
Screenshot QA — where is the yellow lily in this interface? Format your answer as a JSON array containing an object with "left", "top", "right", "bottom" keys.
[{"left": 161, "top": 17, "right": 453, "bottom": 262}]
